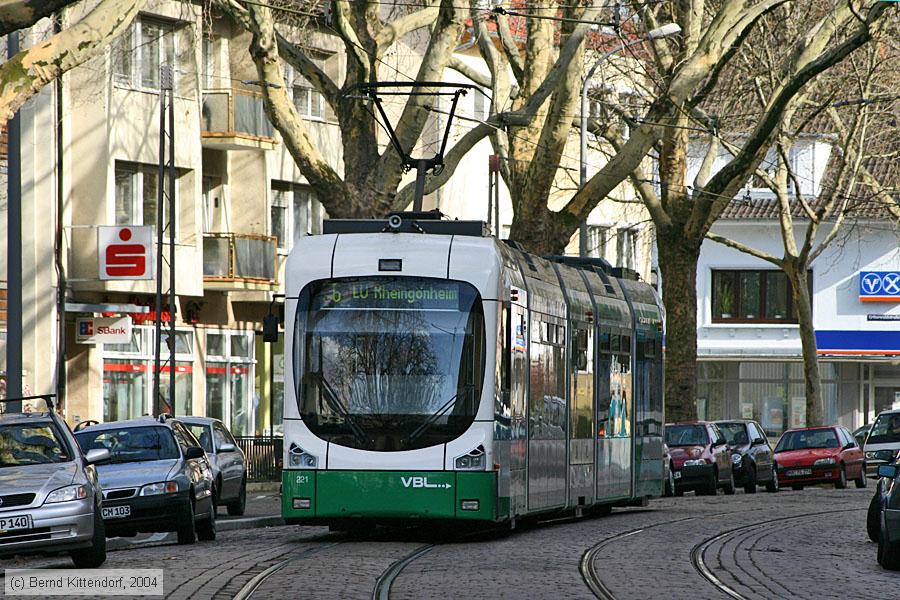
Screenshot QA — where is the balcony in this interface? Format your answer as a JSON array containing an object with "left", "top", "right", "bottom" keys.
[
  {"left": 203, "top": 233, "right": 277, "bottom": 290},
  {"left": 201, "top": 88, "right": 278, "bottom": 151}
]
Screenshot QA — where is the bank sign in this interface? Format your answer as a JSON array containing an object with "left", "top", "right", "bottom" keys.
[
  {"left": 76, "top": 316, "right": 132, "bottom": 344},
  {"left": 859, "top": 271, "right": 900, "bottom": 302}
]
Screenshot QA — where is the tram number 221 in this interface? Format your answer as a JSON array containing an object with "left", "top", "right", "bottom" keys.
[{"left": 295, "top": 475, "right": 310, "bottom": 484}]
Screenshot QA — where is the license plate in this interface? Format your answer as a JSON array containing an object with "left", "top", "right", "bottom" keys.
[
  {"left": 0, "top": 515, "right": 33, "bottom": 533},
  {"left": 102, "top": 505, "right": 131, "bottom": 519},
  {"left": 673, "top": 471, "right": 682, "bottom": 479},
  {"left": 786, "top": 468, "right": 812, "bottom": 477}
]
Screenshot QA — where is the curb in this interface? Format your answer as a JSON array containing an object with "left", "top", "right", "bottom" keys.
[
  {"left": 106, "top": 514, "right": 285, "bottom": 551},
  {"left": 247, "top": 481, "right": 282, "bottom": 493}
]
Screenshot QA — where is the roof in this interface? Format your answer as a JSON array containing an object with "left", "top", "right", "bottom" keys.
[
  {"left": 0, "top": 411, "right": 55, "bottom": 425},
  {"left": 177, "top": 416, "right": 224, "bottom": 426},
  {"left": 73, "top": 416, "right": 172, "bottom": 433}
]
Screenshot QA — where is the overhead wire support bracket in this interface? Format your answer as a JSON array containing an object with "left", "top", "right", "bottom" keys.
[{"left": 343, "top": 82, "right": 482, "bottom": 211}]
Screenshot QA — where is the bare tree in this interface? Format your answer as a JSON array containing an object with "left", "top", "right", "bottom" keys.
[
  {"left": 706, "top": 40, "right": 900, "bottom": 425},
  {"left": 0, "top": 0, "right": 146, "bottom": 121}
]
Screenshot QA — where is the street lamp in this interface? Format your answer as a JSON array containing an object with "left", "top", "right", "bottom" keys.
[{"left": 578, "top": 23, "right": 681, "bottom": 257}]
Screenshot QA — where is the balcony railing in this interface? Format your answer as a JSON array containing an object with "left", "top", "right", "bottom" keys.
[
  {"left": 203, "top": 233, "right": 277, "bottom": 287},
  {"left": 201, "top": 88, "right": 276, "bottom": 149}
]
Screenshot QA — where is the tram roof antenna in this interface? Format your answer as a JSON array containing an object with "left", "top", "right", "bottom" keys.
[{"left": 343, "top": 82, "right": 483, "bottom": 212}]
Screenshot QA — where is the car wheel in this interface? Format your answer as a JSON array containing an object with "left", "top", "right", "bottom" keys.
[
  {"left": 879, "top": 525, "right": 900, "bottom": 570},
  {"left": 197, "top": 502, "right": 217, "bottom": 542},
  {"left": 227, "top": 479, "right": 247, "bottom": 516},
  {"left": 868, "top": 492, "right": 882, "bottom": 543},
  {"left": 674, "top": 487, "right": 684, "bottom": 497},
  {"left": 664, "top": 466, "right": 675, "bottom": 497},
  {"left": 856, "top": 468, "right": 868, "bottom": 489},
  {"left": 743, "top": 466, "right": 758, "bottom": 494},
  {"left": 70, "top": 505, "right": 107, "bottom": 568},
  {"left": 722, "top": 471, "right": 736, "bottom": 496},
  {"left": 765, "top": 467, "right": 779, "bottom": 493},
  {"left": 835, "top": 465, "right": 847, "bottom": 490},
  {"left": 177, "top": 498, "right": 197, "bottom": 545},
  {"left": 791, "top": 485, "right": 804, "bottom": 491},
  {"left": 701, "top": 470, "right": 718, "bottom": 496},
  {"left": 213, "top": 478, "right": 222, "bottom": 509}
]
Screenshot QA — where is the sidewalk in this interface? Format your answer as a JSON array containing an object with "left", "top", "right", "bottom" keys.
[{"left": 107, "top": 485, "right": 285, "bottom": 550}]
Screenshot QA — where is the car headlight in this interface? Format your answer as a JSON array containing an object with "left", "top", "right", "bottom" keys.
[
  {"left": 731, "top": 453, "right": 742, "bottom": 465},
  {"left": 45, "top": 484, "right": 88, "bottom": 504},
  {"left": 683, "top": 459, "right": 708, "bottom": 466},
  {"left": 139, "top": 481, "right": 178, "bottom": 496},
  {"left": 814, "top": 458, "right": 836, "bottom": 466},
  {"left": 455, "top": 445, "right": 486, "bottom": 471}
]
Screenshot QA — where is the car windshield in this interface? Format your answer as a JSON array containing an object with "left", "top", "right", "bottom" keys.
[
  {"left": 775, "top": 429, "right": 839, "bottom": 452},
  {"left": 665, "top": 425, "right": 709, "bottom": 446},
  {"left": 0, "top": 423, "right": 70, "bottom": 467},
  {"left": 295, "top": 276, "right": 485, "bottom": 452},
  {"left": 867, "top": 414, "right": 900, "bottom": 445},
  {"left": 717, "top": 423, "right": 749, "bottom": 446},
  {"left": 185, "top": 424, "right": 213, "bottom": 452},
  {"left": 75, "top": 426, "right": 179, "bottom": 463}
]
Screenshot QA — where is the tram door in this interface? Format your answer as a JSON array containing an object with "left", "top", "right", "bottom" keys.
[
  {"left": 596, "top": 328, "right": 633, "bottom": 501},
  {"left": 569, "top": 323, "right": 595, "bottom": 507},
  {"left": 509, "top": 302, "right": 528, "bottom": 516}
]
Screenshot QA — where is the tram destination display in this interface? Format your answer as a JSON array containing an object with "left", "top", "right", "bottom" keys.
[{"left": 311, "top": 278, "right": 465, "bottom": 310}]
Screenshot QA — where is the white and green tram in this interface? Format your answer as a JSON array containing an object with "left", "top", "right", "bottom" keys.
[{"left": 280, "top": 213, "right": 665, "bottom": 526}]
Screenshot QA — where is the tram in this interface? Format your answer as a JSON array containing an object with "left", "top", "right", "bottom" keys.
[{"left": 280, "top": 212, "right": 665, "bottom": 526}]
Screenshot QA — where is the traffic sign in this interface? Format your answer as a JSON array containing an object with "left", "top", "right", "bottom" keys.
[{"left": 859, "top": 271, "right": 900, "bottom": 302}]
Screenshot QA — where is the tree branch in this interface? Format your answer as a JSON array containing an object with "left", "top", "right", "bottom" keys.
[
  {"left": 495, "top": 12, "right": 524, "bottom": 86},
  {"left": 0, "top": 0, "right": 145, "bottom": 121},
  {"left": 276, "top": 31, "right": 340, "bottom": 110},
  {"left": 706, "top": 233, "right": 782, "bottom": 267},
  {"left": 374, "top": 0, "right": 439, "bottom": 55},
  {"left": 448, "top": 55, "right": 492, "bottom": 88},
  {"left": 0, "top": 0, "right": 80, "bottom": 37}
]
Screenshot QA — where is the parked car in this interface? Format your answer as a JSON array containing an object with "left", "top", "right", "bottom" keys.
[
  {"left": 664, "top": 422, "right": 735, "bottom": 496},
  {"left": 873, "top": 460, "right": 900, "bottom": 569},
  {"left": 774, "top": 425, "right": 866, "bottom": 490},
  {"left": 853, "top": 423, "right": 872, "bottom": 449},
  {"left": 74, "top": 416, "right": 216, "bottom": 544},
  {"left": 0, "top": 397, "right": 109, "bottom": 567},
  {"left": 715, "top": 420, "right": 778, "bottom": 493},
  {"left": 865, "top": 410, "right": 900, "bottom": 477},
  {"left": 179, "top": 416, "right": 247, "bottom": 515}
]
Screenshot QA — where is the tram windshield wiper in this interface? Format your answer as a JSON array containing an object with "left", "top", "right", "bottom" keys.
[
  {"left": 405, "top": 385, "right": 475, "bottom": 447},
  {"left": 307, "top": 371, "right": 368, "bottom": 445}
]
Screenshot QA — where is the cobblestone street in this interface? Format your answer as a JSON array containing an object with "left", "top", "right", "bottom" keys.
[{"left": 2, "top": 485, "right": 890, "bottom": 599}]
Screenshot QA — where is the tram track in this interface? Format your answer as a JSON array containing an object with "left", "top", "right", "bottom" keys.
[
  {"left": 580, "top": 505, "right": 865, "bottom": 600},
  {"left": 232, "top": 539, "right": 347, "bottom": 600}
]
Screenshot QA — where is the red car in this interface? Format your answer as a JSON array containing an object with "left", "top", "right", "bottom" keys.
[
  {"left": 664, "top": 422, "right": 735, "bottom": 496},
  {"left": 774, "top": 426, "right": 866, "bottom": 490}
]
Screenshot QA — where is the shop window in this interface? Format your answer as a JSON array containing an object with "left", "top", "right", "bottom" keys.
[
  {"left": 712, "top": 270, "right": 811, "bottom": 323},
  {"left": 205, "top": 331, "right": 256, "bottom": 437}
]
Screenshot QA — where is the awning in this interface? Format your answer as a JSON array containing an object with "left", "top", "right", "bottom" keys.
[{"left": 816, "top": 330, "right": 900, "bottom": 356}]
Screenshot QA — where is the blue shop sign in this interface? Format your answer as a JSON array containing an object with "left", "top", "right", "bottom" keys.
[{"left": 859, "top": 271, "right": 900, "bottom": 302}]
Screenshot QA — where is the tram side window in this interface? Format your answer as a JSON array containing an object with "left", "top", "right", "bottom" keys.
[
  {"left": 529, "top": 317, "right": 567, "bottom": 440},
  {"left": 496, "top": 304, "right": 511, "bottom": 423},
  {"left": 597, "top": 329, "right": 632, "bottom": 438},
  {"left": 570, "top": 327, "right": 593, "bottom": 439}
]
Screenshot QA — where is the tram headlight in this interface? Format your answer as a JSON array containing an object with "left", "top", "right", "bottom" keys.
[
  {"left": 454, "top": 445, "right": 486, "bottom": 471},
  {"left": 288, "top": 443, "right": 318, "bottom": 468}
]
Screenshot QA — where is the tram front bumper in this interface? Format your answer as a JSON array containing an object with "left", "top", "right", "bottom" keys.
[{"left": 282, "top": 470, "right": 498, "bottom": 523}]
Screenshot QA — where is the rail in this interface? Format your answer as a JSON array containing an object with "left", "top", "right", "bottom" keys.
[{"left": 234, "top": 436, "right": 283, "bottom": 482}]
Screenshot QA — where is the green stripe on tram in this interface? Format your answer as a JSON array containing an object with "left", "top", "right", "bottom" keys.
[{"left": 282, "top": 470, "right": 498, "bottom": 521}]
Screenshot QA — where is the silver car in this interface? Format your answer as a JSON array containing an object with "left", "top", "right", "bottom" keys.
[
  {"left": 180, "top": 417, "right": 247, "bottom": 515},
  {"left": 0, "top": 398, "right": 110, "bottom": 567}
]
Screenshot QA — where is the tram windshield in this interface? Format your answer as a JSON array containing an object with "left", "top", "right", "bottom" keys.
[{"left": 294, "top": 277, "right": 485, "bottom": 451}]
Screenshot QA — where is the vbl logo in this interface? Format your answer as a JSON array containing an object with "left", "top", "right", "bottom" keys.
[
  {"left": 106, "top": 228, "right": 146, "bottom": 277},
  {"left": 401, "top": 476, "right": 451, "bottom": 489}
]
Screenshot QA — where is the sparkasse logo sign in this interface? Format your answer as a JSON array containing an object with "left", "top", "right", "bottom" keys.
[{"left": 76, "top": 316, "right": 133, "bottom": 344}]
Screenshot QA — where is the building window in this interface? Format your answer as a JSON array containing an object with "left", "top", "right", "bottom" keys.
[
  {"left": 271, "top": 181, "right": 323, "bottom": 251},
  {"left": 587, "top": 225, "right": 638, "bottom": 270},
  {"left": 102, "top": 326, "right": 194, "bottom": 421},
  {"left": 113, "top": 17, "right": 178, "bottom": 91},
  {"left": 711, "top": 270, "right": 811, "bottom": 323},
  {"left": 114, "top": 162, "right": 179, "bottom": 236},
  {"left": 205, "top": 331, "right": 255, "bottom": 437},
  {"left": 473, "top": 88, "right": 487, "bottom": 121},
  {"left": 284, "top": 59, "right": 324, "bottom": 119}
]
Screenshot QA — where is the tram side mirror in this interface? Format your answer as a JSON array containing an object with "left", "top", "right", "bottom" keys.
[{"left": 263, "top": 314, "right": 280, "bottom": 343}]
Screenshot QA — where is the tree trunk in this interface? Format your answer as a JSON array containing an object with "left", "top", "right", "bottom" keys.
[
  {"left": 788, "top": 263, "right": 823, "bottom": 426},
  {"left": 508, "top": 203, "right": 577, "bottom": 256},
  {"left": 657, "top": 228, "right": 702, "bottom": 423}
]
